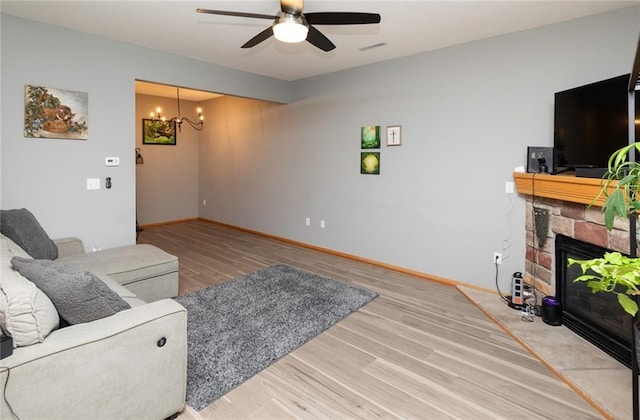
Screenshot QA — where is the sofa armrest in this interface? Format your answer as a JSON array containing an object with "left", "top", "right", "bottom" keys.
[
  {"left": 0, "top": 299, "right": 187, "bottom": 420},
  {"left": 53, "top": 237, "right": 85, "bottom": 257}
]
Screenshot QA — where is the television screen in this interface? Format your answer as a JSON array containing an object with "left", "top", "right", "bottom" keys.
[{"left": 553, "top": 74, "right": 640, "bottom": 175}]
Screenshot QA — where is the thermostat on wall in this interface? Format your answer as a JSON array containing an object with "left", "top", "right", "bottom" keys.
[{"left": 105, "top": 157, "right": 120, "bottom": 167}]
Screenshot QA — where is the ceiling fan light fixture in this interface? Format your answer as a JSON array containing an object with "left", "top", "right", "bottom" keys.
[{"left": 273, "top": 14, "right": 308, "bottom": 43}]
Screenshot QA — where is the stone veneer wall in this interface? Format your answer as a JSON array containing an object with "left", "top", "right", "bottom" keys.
[{"left": 524, "top": 197, "right": 636, "bottom": 297}]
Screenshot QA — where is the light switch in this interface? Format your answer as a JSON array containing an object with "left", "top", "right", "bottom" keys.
[{"left": 505, "top": 181, "right": 515, "bottom": 194}]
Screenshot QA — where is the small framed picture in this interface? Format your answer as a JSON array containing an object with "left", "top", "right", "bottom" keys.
[
  {"left": 142, "top": 118, "right": 177, "bottom": 145},
  {"left": 361, "top": 152, "right": 380, "bottom": 175},
  {"left": 386, "top": 125, "right": 402, "bottom": 146},
  {"left": 24, "top": 85, "right": 88, "bottom": 140},
  {"left": 361, "top": 125, "right": 381, "bottom": 149}
]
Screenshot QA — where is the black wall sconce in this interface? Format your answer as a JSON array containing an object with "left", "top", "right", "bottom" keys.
[{"left": 135, "top": 148, "right": 144, "bottom": 165}]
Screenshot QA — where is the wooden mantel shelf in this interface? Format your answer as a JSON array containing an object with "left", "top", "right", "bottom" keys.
[{"left": 513, "top": 172, "right": 614, "bottom": 207}]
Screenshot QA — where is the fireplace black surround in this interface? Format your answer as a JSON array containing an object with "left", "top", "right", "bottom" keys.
[{"left": 555, "top": 234, "right": 633, "bottom": 368}]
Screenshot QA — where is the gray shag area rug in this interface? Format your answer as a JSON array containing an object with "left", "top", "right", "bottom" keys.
[{"left": 174, "top": 263, "right": 378, "bottom": 411}]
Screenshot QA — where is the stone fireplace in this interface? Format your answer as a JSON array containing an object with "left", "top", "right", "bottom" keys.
[
  {"left": 515, "top": 172, "right": 638, "bottom": 367},
  {"left": 523, "top": 196, "right": 633, "bottom": 296}
]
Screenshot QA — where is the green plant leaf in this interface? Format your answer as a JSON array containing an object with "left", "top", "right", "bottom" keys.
[
  {"left": 586, "top": 280, "right": 608, "bottom": 292},
  {"left": 604, "top": 252, "right": 624, "bottom": 264},
  {"left": 573, "top": 274, "right": 596, "bottom": 282},
  {"left": 618, "top": 173, "right": 636, "bottom": 186},
  {"left": 617, "top": 293, "right": 638, "bottom": 316},
  {"left": 610, "top": 144, "right": 633, "bottom": 169},
  {"left": 602, "top": 190, "right": 627, "bottom": 230}
]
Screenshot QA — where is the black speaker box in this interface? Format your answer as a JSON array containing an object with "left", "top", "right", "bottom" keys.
[
  {"left": 575, "top": 167, "right": 607, "bottom": 178},
  {"left": 541, "top": 296, "right": 562, "bottom": 326}
]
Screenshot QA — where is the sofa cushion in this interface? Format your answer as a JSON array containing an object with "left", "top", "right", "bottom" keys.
[
  {"left": 57, "top": 244, "right": 178, "bottom": 286},
  {"left": 11, "top": 257, "right": 131, "bottom": 325},
  {"left": 0, "top": 208, "right": 58, "bottom": 260},
  {"left": 0, "top": 236, "right": 59, "bottom": 346}
]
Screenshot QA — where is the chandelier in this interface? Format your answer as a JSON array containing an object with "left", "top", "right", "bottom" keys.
[{"left": 150, "top": 87, "right": 204, "bottom": 132}]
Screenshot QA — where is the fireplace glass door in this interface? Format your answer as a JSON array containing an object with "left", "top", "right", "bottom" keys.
[{"left": 555, "top": 234, "right": 633, "bottom": 368}]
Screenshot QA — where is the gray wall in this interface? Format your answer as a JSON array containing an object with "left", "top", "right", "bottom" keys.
[
  {"left": 198, "top": 7, "right": 640, "bottom": 290},
  {"left": 0, "top": 14, "right": 289, "bottom": 249},
  {"left": 135, "top": 93, "right": 200, "bottom": 225}
]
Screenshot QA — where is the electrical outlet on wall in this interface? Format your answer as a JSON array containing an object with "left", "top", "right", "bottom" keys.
[{"left": 86, "top": 178, "right": 100, "bottom": 190}]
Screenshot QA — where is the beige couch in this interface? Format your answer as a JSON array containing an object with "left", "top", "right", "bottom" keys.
[
  {"left": 55, "top": 237, "right": 179, "bottom": 303},
  {"left": 0, "top": 233, "right": 187, "bottom": 419}
]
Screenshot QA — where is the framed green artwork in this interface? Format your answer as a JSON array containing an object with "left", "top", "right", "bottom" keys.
[
  {"left": 361, "top": 152, "right": 380, "bottom": 175},
  {"left": 361, "top": 125, "right": 380, "bottom": 149},
  {"left": 143, "top": 118, "right": 177, "bottom": 145}
]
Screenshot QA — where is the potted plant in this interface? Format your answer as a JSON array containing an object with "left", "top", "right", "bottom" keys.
[{"left": 567, "top": 142, "right": 640, "bottom": 316}]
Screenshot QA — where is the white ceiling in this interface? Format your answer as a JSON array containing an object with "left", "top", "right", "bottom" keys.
[{"left": 2, "top": 1, "right": 639, "bottom": 93}]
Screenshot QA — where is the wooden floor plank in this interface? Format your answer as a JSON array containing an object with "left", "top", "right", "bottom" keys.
[
  {"left": 260, "top": 356, "right": 399, "bottom": 419},
  {"left": 138, "top": 220, "right": 604, "bottom": 419}
]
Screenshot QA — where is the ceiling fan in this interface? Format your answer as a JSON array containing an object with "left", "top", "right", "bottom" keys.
[{"left": 196, "top": 0, "right": 381, "bottom": 52}]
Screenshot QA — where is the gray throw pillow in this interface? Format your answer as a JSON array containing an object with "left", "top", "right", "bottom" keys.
[
  {"left": 1, "top": 209, "right": 58, "bottom": 259},
  {"left": 10, "top": 257, "right": 130, "bottom": 325}
]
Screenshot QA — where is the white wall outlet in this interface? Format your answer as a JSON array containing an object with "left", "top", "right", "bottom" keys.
[
  {"left": 305, "top": 217, "right": 311, "bottom": 226},
  {"left": 320, "top": 220, "right": 326, "bottom": 229},
  {"left": 87, "top": 178, "right": 100, "bottom": 190},
  {"left": 203, "top": 199, "right": 207, "bottom": 206},
  {"left": 505, "top": 181, "right": 514, "bottom": 194},
  {"left": 493, "top": 252, "right": 502, "bottom": 265}
]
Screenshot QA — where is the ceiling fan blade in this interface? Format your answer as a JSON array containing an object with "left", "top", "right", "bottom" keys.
[
  {"left": 280, "top": 0, "right": 303, "bottom": 16},
  {"left": 241, "top": 27, "right": 275, "bottom": 49},
  {"left": 306, "top": 26, "right": 335, "bottom": 52},
  {"left": 196, "top": 8, "right": 276, "bottom": 20},
  {"left": 304, "top": 12, "right": 381, "bottom": 25}
]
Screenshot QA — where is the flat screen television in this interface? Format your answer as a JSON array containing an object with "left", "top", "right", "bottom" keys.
[{"left": 553, "top": 74, "right": 640, "bottom": 177}]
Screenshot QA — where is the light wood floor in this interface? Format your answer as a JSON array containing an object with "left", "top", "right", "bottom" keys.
[{"left": 138, "top": 220, "right": 604, "bottom": 419}]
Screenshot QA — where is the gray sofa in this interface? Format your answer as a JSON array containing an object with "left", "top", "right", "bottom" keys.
[{"left": 0, "top": 210, "right": 186, "bottom": 419}]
